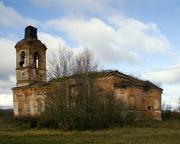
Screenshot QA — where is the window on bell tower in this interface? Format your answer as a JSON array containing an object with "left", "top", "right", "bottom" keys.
[
  {"left": 19, "top": 51, "right": 25, "bottom": 67},
  {"left": 34, "top": 52, "right": 39, "bottom": 69}
]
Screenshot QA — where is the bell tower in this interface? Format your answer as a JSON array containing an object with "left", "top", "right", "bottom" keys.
[{"left": 15, "top": 26, "right": 47, "bottom": 86}]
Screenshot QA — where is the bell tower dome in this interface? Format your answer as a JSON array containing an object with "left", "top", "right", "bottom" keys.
[{"left": 15, "top": 26, "right": 47, "bottom": 86}]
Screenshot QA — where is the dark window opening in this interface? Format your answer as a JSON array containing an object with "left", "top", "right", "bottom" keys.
[
  {"left": 18, "top": 108, "right": 22, "bottom": 113},
  {"left": 19, "top": 51, "right": 25, "bottom": 67},
  {"left": 34, "top": 52, "right": 39, "bottom": 69},
  {"left": 148, "top": 106, "right": 153, "bottom": 110}
]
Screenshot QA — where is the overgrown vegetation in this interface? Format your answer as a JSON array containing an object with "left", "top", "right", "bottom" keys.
[
  {"left": 161, "top": 102, "right": 180, "bottom": 120},
  {"left": 0, "top": 110, "right": 180, "bottom": 144},
  {"left": 39, "top": 48, "right": 129, "bottom": 130},
  {"left": 162, "top": 110, "right": 180, "bottom": 120},
  {"left": 0, "top": 109, "right": 13, "bottom": 122}
]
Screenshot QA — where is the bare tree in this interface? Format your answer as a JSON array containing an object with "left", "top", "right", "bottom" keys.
[
  {"left": 48, "top": 46, "right": 74, "bottom": 79},
  {"left": 42, "top": 47, "right": 125, "bottom": 130},
  {"left": 73, "top": 48, "right": 98, "bottom": 74}
]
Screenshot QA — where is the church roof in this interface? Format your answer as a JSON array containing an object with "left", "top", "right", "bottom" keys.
[
  {"left": 49, "top": 70, "right": 162, "bottom": 91},
  {"left": 96, "top": 70, "right": 162, "bottom": 90},
  {"left": 12, "top": 70, "right": 162, "bottom": 91}
]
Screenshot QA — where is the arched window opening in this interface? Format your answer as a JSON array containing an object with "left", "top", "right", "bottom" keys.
[
  {"left": 19, "top": 51, "right": 25, "bottom": 67},
  {"left": 34, "top": 52, "right": 39, "bottom": 69}
]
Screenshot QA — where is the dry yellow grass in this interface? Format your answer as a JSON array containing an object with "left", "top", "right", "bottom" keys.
[{"left": 0, "top": 118, "right": 179, "bottom": 144}]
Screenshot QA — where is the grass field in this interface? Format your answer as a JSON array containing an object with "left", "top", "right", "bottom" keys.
[{"left": 0, "top": 112, "right": 180, "bottom": 144}]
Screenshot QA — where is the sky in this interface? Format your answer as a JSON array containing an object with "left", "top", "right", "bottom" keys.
[{"left": 0, "top": 0, "right": 180, "bottom": 108}]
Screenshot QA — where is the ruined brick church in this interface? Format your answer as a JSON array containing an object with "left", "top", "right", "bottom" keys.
[{"left": 12, "top": 26, "right": 162, "bottom": 120}]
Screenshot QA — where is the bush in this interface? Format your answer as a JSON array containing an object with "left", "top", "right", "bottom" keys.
[
  {"left": 162, "top": 110, "right": 180, "bottom": 120},
  {"left": 40, "top": 81, "right": 137, "bottom": 130},
  {"left": 122, "top": 111, "right": 137, "bottom": 125},
  {"left": 14, "top": 116, "right": 39, "bottom": 128},
  {"left": 0, "top": 109, "right": 13, "bottom": 122}
]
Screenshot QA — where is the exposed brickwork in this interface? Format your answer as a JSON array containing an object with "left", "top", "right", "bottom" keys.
[
  {"left": 15, "top": 34, "right": 47, "bottom": 86},
  {"left": 13, "top": 85, "right": 46, "bottom": 117},
  {"left": 95, "top": 72, "right": 162, "bottom": 120},
  {"left": 13, "top": 26, "right": 47, "bottom": 117}
]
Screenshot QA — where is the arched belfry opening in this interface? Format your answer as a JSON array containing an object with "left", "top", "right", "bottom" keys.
[
  {"left": 34, "top": 52, "right": 39, "bottom": 69},
  {"left": 19, "top": 51, "right": 25, "bottom": 67},
  {"left": 15, "top": 25, "right": 47, "bottom": 87}
]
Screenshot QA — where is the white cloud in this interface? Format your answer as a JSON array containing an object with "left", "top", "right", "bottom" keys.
[
  {"left": 0, "top": 76, "right": 15, "bottom": 95},
  {"left": 38, "top": 32, "right": 68, "bottom": 58},
  {"left": 142, "top": 66, "right": 180, "bottom": 84},
  {"left": 46, "top": 17, "right": 170, "bottom": 64},
  {"left": 0, "top": 37, "right": 16, "bottom": 79},
  {"left": 109, "top": 16, "right": 170, "bottom": 52},
  {"left": 162, "top": 84, "right": 180, "bottom": 108},
  {"left": 165, "top": 84, "right": 180, "bottom": 97},
  {"left": 0, "top": 94, "right": 13, "bottom": 107},
  {"left": 0, "top": 1, "right": 40, "bottom": 27}
]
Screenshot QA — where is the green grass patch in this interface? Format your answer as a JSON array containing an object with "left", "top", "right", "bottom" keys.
[
  {"left": 0, "top": 118, "right": 180, "bottom": 144},
  {"left": 0, "top": 110, "right": 179, "bottom": 144}
]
